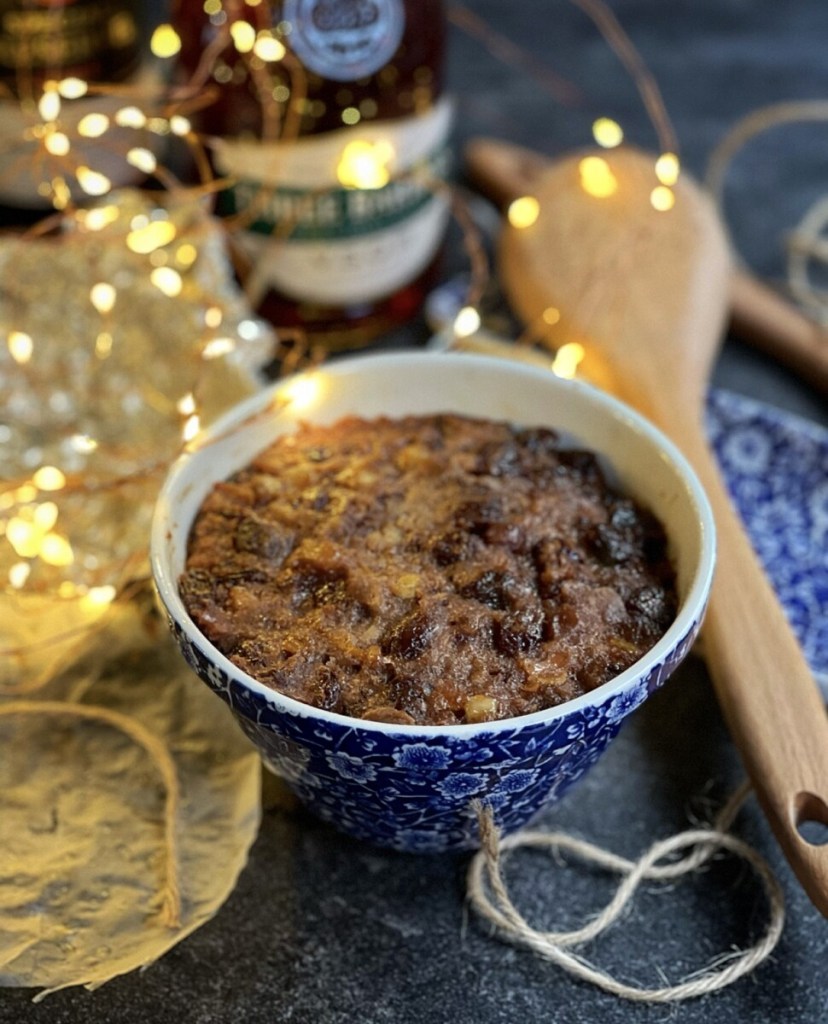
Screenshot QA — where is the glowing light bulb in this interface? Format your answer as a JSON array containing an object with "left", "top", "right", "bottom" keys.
[
  {"left": 71, "top": 434, "right": 99, "bottom": 453},
  {"left": 170, "top": 115, "right": 191, "bottom": 136},
  {"left": 8, "top": 562, "right": 30, "bottom": 589},
  {"left": 205, "top": 306, "right": 223, "bottom": 328},
  {"left": 58, "top": 77, "right": 88, "bottom": 99},
  {"left": 90, "top": 282, "right": 117, "bottom": 314},
  {"left": 551, "top": 342, "right": 585, "bottom": 379},
  {"left": 115, "top": 106, "right": 147, "bottom": 129},
  {"left": 82, "top": 585, "right": 117, "bottom": 609},
  {"left": 254, "top": 32, "right": 286, "bottom": 61},
  {"left": 6, "top": 518, "right": 38, "bottom": 558},
  {"left": 281, "top": 373, "right": 324, "bottom": 413},
  {"left": 230, "top": 20, "right": 256, "bottom": 52},
  {"left": 33, "top": 501, "right": 59, "bottom": 531},
  {"left": 650, "top": 185, "right": 675, "bottom": 212},
  {"left": 40, "top": 533, "right": 74, "bottom": 567},
  {"left": 341, "top": 107, "right": 361, "bottom": 125},
  {"left": 5, "top": 504, "right": 71, "bottom": 564},
  {"left": 38, "top": 87, "right": 61, "bottom": 123},
  {"left": 51, "top": 176, "right": 71, "bottom": 209},
  {"left": 542, "top": 307, "right": 561, "bottom": 326},
  {"left": 76, "top": 166, "right": 112, "bottom": 196},
  {"left": 8, "top": 331, "right": 33, "bottom": 364},
  {"left": 182, "top": 414, "right": 201, "bottom": 442},
  {"left": 32, "top": 466, "right": 67, "bottom": 491},
  {"left": 202, "top": 337, "right": 236, "bottom": 359},
  {"left": 177, "top": 393, "right": 197, "bottom": 416},
  {"left": 44, "top": 131, "right": 70, "bottom": 156},
  {"left": 592, "top": 117, "right": 624, "bottom": 148},
  {"left": 336, "top": 139, "right": 394, "bottom": 189},
  {"left": 655, "top": 152, "right": 680, "bottom": 186},
  {"left": 82, "top": 205, "right": 120, "bottom": 231},
  {"left": 453, "top": 306, "right": 481, "bottom": 338},
  {"left": 150, "top": 24, "right": 182, "bottom": 58},
  {"left": 126, "top": 147, "right": 157, "bottom": 173},
  {"left": 507, "top": 195, "right": 540, "bottom": 229},
  {"left": 579, "top": 156, "right": 617, "bottom": 198},
  {"left": 151, "top": 267, "right": 183, "bottom": 297},
  {"left": 175, "top": 243, "right": 198, "bottom": 266},
  {"left": 78, "top": 113, "right": 110, "bottom": 138}
]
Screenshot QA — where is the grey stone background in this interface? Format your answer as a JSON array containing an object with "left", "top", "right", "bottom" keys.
[{"left": 2, "top": 1, "right": 827, "bottom": 1021}]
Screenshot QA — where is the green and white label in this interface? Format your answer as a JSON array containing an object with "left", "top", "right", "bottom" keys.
[{"left": 214, "top": 98, "right": 453, "bottom": 306}]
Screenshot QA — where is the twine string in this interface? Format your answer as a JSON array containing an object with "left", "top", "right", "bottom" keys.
[
  {"left": 467, "top": 783, "right": 785, "bottom": 1003},
  {"left": 704, "top": 99, "right": 828, "bottom": 320}
]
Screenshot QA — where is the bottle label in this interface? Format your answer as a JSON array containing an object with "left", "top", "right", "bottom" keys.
[
  {"left": 214, "top": 97, "right": 454, "bottom": 307},
  {"left": 281, "top": 0, "right": 405, "bottom": 82}
]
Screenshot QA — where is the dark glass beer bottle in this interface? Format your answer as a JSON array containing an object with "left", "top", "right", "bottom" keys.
[
  {"left": 0, "top": 0, "right": 142, "bottom": 90},
  {"left": 172, "top": 0, "right": 451, "bottom": 350},
  {"left": 0, "top": 0, "right": 155, "bottom": 210}
]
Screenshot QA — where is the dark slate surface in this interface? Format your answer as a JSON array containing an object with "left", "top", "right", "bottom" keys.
[{"left": 3, "top": 1, "right": 827, "bottom": 1020}]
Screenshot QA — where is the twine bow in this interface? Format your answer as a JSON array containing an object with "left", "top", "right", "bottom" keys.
[{"left": 467, "top": 782, "right": 785, "bottom": 1003}]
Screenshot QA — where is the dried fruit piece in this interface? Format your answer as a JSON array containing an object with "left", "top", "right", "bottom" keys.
[{"left": 464, "top": 694, "right": 498, "bottom": 723}]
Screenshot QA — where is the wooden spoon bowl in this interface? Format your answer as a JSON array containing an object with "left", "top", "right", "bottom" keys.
[{"left": 478, "top": 142, "right": 828, "bottom": 916}]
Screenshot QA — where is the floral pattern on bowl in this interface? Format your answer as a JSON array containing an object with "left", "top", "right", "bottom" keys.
[
  {"left": 152, "top": 353, "right": 716, "bottom": 853},
  {"left": 168, "top": 612, "right": 703, "bottom": 852}
]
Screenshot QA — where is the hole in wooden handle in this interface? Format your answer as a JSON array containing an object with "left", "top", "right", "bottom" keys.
[{"left": 795, "top": 791, "right": 828, "bottom": 846}]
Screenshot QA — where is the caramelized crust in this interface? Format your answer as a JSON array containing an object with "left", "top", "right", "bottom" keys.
[{"left": 181, "top": 414, "right": 676, "bottom": 725}]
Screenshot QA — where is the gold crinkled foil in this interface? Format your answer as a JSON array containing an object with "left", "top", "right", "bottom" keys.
[
  {"left": 0, "top": 187, "right": 275, "bottom": 691},
  {"left": 0, "top": 587, "right": 262, "bottom": 1000}
]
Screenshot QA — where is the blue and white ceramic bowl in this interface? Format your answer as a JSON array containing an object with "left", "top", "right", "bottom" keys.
[{"left": 151, "top": 352, "right": 716, "bottom": 852}]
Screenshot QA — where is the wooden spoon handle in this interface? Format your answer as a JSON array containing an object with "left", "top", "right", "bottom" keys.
[
  {"left": 464, "top": 137, "right": 828, "bottom": 395},
  {"left": 666, "top": 411, "right": 828, "bottom": 916}
]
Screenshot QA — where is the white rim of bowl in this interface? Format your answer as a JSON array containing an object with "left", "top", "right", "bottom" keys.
[{"left": 151, "top": 351, "right": 716, "bottom": 737}]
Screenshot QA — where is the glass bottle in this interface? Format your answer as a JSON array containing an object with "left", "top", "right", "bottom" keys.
[
  {"left": 0, "top": 0, "right": 142, "bottom": 90},
  {"left": 172, "top": 0, "right": 452, "bottom": 350},
  {"left": 0, "top": 0, "right": 159, "bottom": 211}
]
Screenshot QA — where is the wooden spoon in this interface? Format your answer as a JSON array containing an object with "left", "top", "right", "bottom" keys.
[
  {"left": 465, "top": 137, "right": 828, "bottom": 395},
  {"left": 469, "top": 141, "right": 828, "bottom": 917}
]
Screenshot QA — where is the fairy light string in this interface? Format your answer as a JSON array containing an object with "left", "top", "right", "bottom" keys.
[
  {"left": 0, "top": 180, "right": 277, "bottom": 684},
  {"left": 0, "top": 2, "right": 800, "bottom": 1001},
  {"left": 0, "top": 0, "right": 741, "bottom": 712},
  {"left": 0, "top": 0, "right": 683, "bottom": 730}
]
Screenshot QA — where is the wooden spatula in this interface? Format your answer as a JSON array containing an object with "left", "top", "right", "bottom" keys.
[{"left": 466, "top": 139, "right": 828, "bottom": 917}]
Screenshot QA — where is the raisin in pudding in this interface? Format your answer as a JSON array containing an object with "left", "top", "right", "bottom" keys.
[{"left": 181, "top": 414, "right": 677, "bottom": 726}]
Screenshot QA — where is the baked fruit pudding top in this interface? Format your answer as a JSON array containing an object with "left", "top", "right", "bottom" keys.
[{"left": 180, "top": 413, "right": 677, "bottom": 726}]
